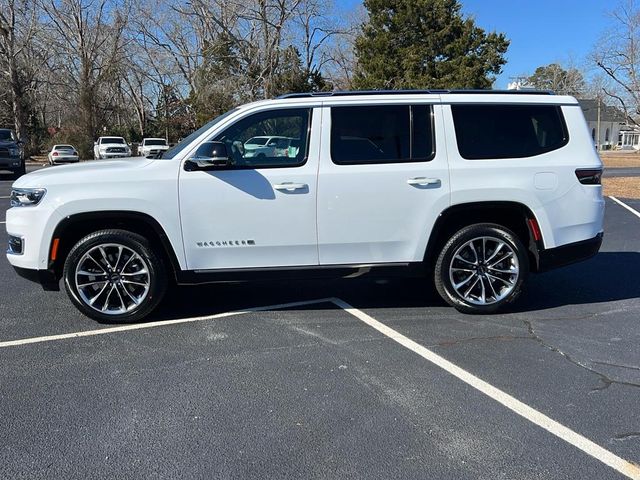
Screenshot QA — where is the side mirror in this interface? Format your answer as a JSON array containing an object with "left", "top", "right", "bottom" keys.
[{"left": 187, "top": 141, "right": 231, "bottom": 169}]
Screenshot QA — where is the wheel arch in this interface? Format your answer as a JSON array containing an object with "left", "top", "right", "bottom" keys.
[
  {"left": 424, "top": 201, "right": 544, "bottom": 272},
  {"left": 48, "top": 211, "right": 181, "bottom": 281}
]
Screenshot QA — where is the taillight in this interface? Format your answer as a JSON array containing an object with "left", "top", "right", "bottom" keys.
[
  {"left": 52, "top": 151, "right": 59, "bottom": 156},
  {"left": 575, "top": 168, "right": 602, "bottom": 185}
]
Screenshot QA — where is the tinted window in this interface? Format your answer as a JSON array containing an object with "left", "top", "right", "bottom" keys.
[
  {"left": 451, "top": 104, "right": 568, "bottom": 159},
  {"left": 0, "top": 130, "right": 15, "bottom": 141},
  {"left": 331, "top": 105, "right": 434, "bottom": 165},
  {"left": 213, "top": 108, "right": 311, "bottom": 168},
  {"left": 102, "top": 137, "right": 125, "bottom": 144}
]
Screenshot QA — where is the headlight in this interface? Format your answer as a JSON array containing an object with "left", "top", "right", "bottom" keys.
[{"left": 10, "top": 188, "right": 47, "bottom": 207}]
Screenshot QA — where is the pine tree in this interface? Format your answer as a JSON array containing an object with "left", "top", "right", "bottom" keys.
[{"left": 354, "top": 0, "right": 509, "bottom": 89}]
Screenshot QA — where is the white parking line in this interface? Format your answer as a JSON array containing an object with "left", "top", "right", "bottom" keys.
[
  {"left": 610, "top": 196, "right": 640, "bottom": 220},
  {"left": 0, "top": 196, "right": 10, "bottom": 198},
  {"left": 0, "top": 297, "right": 334, "bottom": 349},
  {"left": 332, "top": 298, "right": 640, "bottom": 480}
]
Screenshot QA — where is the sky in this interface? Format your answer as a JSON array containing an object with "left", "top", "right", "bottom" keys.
[
  {"left": 460, "top": 0, "right": 611, "bottom": 87},
  {"left": 342, "top": 0, "right": 613, "bottom": 88}
]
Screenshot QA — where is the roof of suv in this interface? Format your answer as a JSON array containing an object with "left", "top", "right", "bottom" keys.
[{"left": 277, "top": 89, "right": 555, "bottom": 99}]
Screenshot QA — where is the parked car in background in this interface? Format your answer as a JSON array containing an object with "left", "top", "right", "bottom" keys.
[
  {"left": 93, "top": 136, "right": 131, "bottom": 160},
  {"left": 243, "top": 135, "right": 292, "bottom": 158},
  {"left": 137, "top": 138, "right": 169, "bottom": 157},
  {"left": 48, "top": 145, "right": 79, "bottom": 165},
  {"left": 0, "top": 128, "right": 25, "bottom": 177}
]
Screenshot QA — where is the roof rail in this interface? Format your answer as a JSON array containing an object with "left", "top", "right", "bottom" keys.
[{"left": 277, "top": 89, "right": 555, "bottom": 99}]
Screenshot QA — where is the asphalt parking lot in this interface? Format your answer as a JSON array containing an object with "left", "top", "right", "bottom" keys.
[{"left": 1, "top": 166, "right": 639, "bottom": 479}]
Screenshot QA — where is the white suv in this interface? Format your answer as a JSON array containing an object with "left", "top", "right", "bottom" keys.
[{"left": 6, "top": 90, "right": 604, "bottom": 322}]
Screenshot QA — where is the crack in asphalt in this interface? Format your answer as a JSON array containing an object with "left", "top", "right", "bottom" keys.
[
  {"left": 593, "top": 360, "right": 640, "bottom": 372},
  {"left": 523, "top": 320, "right": 640, "bottom": 392},
  {"left": 613, "top": 432, "right": 640, "bottom": 442},
  {"left": 436, "top": 335, "right": 531, "bottom": 347}
]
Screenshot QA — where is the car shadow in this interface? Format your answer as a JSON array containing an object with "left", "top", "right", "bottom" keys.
[
  {"left": 132, "top": 251, "right": 640, "bottom": 324},
  {"left": 514, "top": 251, "right": 640, "bottom": 312}
]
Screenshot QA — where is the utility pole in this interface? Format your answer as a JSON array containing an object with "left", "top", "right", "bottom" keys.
[{"left": 596, "top": 96, "right": 601, "bottom": 150}]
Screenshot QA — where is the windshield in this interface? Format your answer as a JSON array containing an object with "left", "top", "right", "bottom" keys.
[
  {"left": 0, "top": 130, "right": 15, "bottom": 141},
  {"left": 102, "top": 137, "right": 125, "bottom": 144},
  {"left": 145, "top": 139, "right": 167, "bottom": 146},
  {"left": 162, "top": 108, "right": 240, "bottom": 159}
]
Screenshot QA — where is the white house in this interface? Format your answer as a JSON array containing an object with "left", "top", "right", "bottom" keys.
[{"left": 579, "top": 99, "right": 640, "bottom": 151}]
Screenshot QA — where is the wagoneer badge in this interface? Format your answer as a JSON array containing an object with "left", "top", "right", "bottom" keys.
[{"left": 197, "top": 240, "right": 256, "bottom": 247}]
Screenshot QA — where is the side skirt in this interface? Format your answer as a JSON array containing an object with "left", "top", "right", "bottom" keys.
[{"left": 175, "top": 262, "right": 427, "bottom": 285}]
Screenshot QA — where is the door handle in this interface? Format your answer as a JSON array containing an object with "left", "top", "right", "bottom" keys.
[
  {"left": 407, "top": 177, "right": 441, "bottom": 186},
  {"left": 273, "top": 182, "right": 308, "bottom": 191}
]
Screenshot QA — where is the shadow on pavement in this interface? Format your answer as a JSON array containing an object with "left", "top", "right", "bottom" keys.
[
  {"left": 140, "top": 252, "right": 640, "bottom": 323},
  {"left": 516, "top": 251, "right": 640, "bottom": 312}
]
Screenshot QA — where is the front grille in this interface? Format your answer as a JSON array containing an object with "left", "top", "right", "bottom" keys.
[
  {"left": 0, "top": 148, "right": 9, "bottom": 157},
  {"left": 106, "top": 147, "right": 125, "bottom": 153}
]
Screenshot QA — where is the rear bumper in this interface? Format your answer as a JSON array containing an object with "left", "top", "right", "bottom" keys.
[
  {"left": 537, "top": 232, "right": 603, "bottom": 272},
  {"left": 51, "top": 157, "right": 79, "bottom": 163},
  {"left": 13, "top": 266, "right": 60, "bottom": 291}
]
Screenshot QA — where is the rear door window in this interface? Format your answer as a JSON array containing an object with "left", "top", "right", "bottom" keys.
[
  {"left": 451, "top": 104, "right": 569, "bottom": 159},
  {"left": 330, "top": 105, "right": 435, "bottom": 165}
]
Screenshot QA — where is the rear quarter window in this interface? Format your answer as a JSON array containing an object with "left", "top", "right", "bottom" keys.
[{"left": 451, "top": 104, "right": 569, "bottom": 160}]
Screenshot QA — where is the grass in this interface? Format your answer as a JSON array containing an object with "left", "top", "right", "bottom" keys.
[
  {"left": 600, "top": 151, "right": 640, "bottom": 168},
  {"left": 603, "top": 177, "right": 640, "bottom": 199}
]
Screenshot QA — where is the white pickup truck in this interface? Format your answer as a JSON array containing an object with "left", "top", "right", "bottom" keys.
[
  {"left": 93, "top": 136, "right": 131, "bottom": 160},
  {"left": 137, "top": 138, "right": 170, "bottom": 157}
]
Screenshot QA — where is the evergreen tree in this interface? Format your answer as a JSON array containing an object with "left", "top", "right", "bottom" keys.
[
  {"left": 354, "top": 0, "right": 509, "bottom": 89},
  {"left": 271, "top": 46, "right": 330, "bottom": 96}
]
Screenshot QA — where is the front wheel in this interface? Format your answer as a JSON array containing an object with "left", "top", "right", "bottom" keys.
[
  {"left": 434, "top": 223, "right": 529, "bottom": 314},
  {"left": 63, "top": 229, "right": 167, "bottom": 323}
]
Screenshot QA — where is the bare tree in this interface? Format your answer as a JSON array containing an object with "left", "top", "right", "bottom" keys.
[
  {"left": 41, "top": 0, "right": 129, "bottom": 153},
  {"left": 594, "top": 0, "right": 640, "bottom": 123},
  {"left": 0, "top": 0, "right": 39, "bottom": 141}
]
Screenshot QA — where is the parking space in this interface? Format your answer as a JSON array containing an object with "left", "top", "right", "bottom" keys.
[{"left": 2, "top": 169, "right": 640, "bottom": 479}]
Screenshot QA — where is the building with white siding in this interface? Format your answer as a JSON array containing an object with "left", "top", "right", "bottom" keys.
[{"left": 579, "top": 99, "right": 640, "bottom": 151}]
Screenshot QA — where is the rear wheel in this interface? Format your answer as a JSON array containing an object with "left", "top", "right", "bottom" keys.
[
  {"left": 434, "top": 223, "right": 528, "bottom": 314},
  {"left": 63, "top": 229, "right": 167, "bottom": 323}
]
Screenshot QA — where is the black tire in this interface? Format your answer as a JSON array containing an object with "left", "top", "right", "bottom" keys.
[
  {"left": 434, "top": 223, "right": 529, "bottom": 314},
  {"left": 63, "top": 229, "right": 167, "bottom": 323}
]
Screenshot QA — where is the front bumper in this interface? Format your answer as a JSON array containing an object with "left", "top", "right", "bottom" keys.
[
  {"left": 536, "top": 232, "right": 603, "bottom": 272},
  {"left": 0, "top": 156, "right": 22, "bottom": 168}
]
